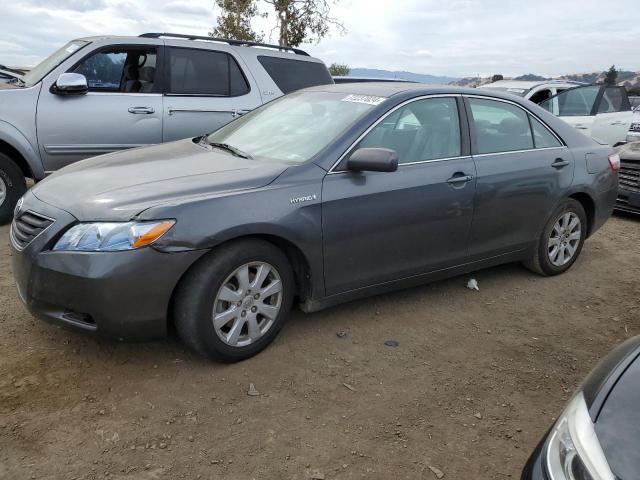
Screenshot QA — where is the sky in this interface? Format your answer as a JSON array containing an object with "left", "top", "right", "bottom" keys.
[{"left": 1, "top": 0, "right": 638, "bottom": 78}]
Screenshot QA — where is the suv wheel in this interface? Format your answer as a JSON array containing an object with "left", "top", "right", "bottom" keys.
[
  {"left": 173, "top": 239, "right": 294, "bottom": 362},
  {"left": 0, "top": 153, "right": 27, "bottom": 225},
  {"left": 524, "top": 198, "right": 587, "bottom": 276}
]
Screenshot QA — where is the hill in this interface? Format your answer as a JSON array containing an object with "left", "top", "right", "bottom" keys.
[
  {"left": 348, "top": 68, "right": 457, "bottom": 85},
  {"left": 450, "top": 70, "right": 640, "bottom": 92}
]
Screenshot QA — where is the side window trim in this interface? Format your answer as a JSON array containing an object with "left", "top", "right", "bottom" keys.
[
  {"left": 328, "top": 94, "right": 471, "bottom": 173},
  {"left": 163, "top": 46, "right": 251, "bottom": 97},
  {"left": 463, "top": 94, "right": 566, "bottom": 156},
  {"left": 66, "top": 44, "right": 164, "bottom": 94}
]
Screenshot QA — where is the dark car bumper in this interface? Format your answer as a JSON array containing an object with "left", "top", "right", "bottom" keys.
[
  {"left": 10, "top": 193, "right": 205, "bottom": 341},
  {"left": 521, "top": 435, "right": 549, "bottom": 480},
  {"left": 615, "top": 186, "right": 640, "bottom": 214}
]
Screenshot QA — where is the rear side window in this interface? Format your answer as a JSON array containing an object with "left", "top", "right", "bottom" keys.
[
  {"left": 358, "top": 97, "right": 461, "bottom": 164},
  {"left": 257, "top": 56, "right": 333, "bottom": 94},
  {"left": 529, "top": 115, "right": 562, "bottom": 148},
  {"left": 168, "top": 48, "right": 249, "bottom": 96},
  {"left": 469, "top": 98, "right": 533, "bottom": 154}
]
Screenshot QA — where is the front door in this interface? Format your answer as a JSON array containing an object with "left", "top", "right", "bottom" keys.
[
  {"left": 36, "top": 45, "right": 163, "bottom": 172},
  {"left": 465, "top": 96, "right": 574, "bottom": 260},
  {"left": 162, "top": 46, "right": 262, "bottom": 142},
  {"left": 321, "top": 96, "right": 476, "bottom": 296}
]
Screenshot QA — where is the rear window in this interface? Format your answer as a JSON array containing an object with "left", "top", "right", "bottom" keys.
[
  {"left": 257, "top": 56, "right": 333, "bottom": 94},
  {"left": 168, "top": 47, "right": 249, "bottom": 96}
]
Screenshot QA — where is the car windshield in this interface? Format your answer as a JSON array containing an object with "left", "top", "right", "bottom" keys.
[
  {"left": 20, "top": 40, "right": 90, "bottom": 87},
  {"left": 481, "top": 86, "right": 529, "bottom": 97},
  {"left": 205, "top": 91, "right": 381, "bottom": 164}
]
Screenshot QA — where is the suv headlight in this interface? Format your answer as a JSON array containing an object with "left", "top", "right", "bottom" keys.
[
  {"left": 53, "top": 220, "right": 175, "bottom": 252},
  {"left": 545, "top": 392, "right": 614, "bottom": 480}
]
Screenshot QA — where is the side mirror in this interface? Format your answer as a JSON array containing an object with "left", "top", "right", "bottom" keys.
[
  {"left": 52, "top": 73, "right": 88, "bottom": 95},
  {"left": 347, "top": 148, "right": 398, "bottom": 173}
]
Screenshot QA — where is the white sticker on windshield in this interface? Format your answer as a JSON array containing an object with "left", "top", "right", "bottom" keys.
[
  {"left": 507, "top": 88, "right": 526, "bottom": 93},
  {"left": 65, "top": 44, "right": 81, "bottom": 53},
  {"left": 341, "top": 94, "right": 386, "bottom": 106}
]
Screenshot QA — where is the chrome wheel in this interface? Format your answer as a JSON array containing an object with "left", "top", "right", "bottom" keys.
[
  {"left": 0, "top": 176, "right": 6, "bottom": 207},
  {"left": 212, "top": 262, "right": 283, "bottom": 347},
  {"left": 548, "top": 212, "right": 581, "bottom": 267}
]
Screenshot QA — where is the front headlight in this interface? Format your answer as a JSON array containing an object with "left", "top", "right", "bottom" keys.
[
  {"left": 53, "top": 220, "right": 175, "bottom": 252},
  {"left": 546, "top": 392, "right": 614, "bottom": 480}
]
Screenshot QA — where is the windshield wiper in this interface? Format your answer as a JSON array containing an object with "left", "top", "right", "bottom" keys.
[{"left": 200, "top": 137, "right": 253, "bottom": 159}]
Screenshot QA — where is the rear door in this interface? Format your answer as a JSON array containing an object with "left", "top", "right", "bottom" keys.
[
  {"left": 465, "top": 96, "right": 573, "bottom": 260},
  {"left": 36, "top": 44, "right": 163, "bottom": 171},
  {"left": 321, "top": 96, "right": 476, "bottom": 295},
  {"left": 591, "top": 87, "right": 633, "bottom": 146},
  {"left": 162, "top": 46, "right": 262, "bottom": 142}
]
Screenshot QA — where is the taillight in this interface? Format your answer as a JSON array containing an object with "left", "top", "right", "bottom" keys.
[{"left": 608, "top": 153, "right": 620, "bottom": 172}]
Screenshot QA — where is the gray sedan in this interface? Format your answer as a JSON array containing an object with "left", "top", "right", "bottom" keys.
[{"left": 10, "top": 83, "right": 618, "bottom": 362}]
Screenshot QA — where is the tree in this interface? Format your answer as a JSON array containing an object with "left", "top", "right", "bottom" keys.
[
  {"left": 211, "top": 0, "right": 264, "bottom": 42},
  {"left": 263, "top": 0, "right": 345, "bottom": 47},
  {"left": 604, "top": 65, "right": 618, "bottom": 86},
  {"left": 491, "top": 74, "right": 504, "bottom": 82},
  {"left": 329, "top": 63, "right": 350, "bottom": 76}
]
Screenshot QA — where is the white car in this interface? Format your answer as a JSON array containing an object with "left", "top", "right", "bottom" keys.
[
  {"left": 479, "top": 80, "right": 583, "bottom": 103},
  {"left": 538, "top": 85, "right": 633, "bottom": 146}
]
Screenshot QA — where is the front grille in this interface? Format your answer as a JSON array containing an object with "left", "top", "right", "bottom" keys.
[
  {"left": 619, "top": 160, "right": 640, "bottom": 193},
  {"left": 11, "top": 211, "right": 54, "bottom": 249},
  {"left": 629, "top": 122, "right": 640, "bottom": 133}
]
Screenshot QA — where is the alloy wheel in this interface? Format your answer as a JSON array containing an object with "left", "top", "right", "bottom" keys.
[
  {"left": 548, "top": 212, "right": 581, "bottom": 267},
  {"left": 0, "top": 176, "right": 6, "bottom": 207},
  {"left": 212, "top": 262, "right": 283, "bottom": 347}
]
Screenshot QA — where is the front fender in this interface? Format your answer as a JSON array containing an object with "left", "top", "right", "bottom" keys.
[{"left": 0, "top": 120, "right": 45, "bottom": 180}]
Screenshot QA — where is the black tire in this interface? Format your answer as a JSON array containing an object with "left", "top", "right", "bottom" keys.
[
  {"left": 0, "top": 153, "right": 27, "bottom": 225},
  {"left": 523, "top": 198, "right": 587, "bottom": 276},
  {"left": 173, "top": 239, "right": 295, "bottom": 362}
]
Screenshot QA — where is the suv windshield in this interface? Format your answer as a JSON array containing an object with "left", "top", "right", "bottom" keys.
[
  {"left": 206, "top": 91, "right": 381, "bottom": 164},
  {"left": 21, "top": 40, "right": 90, "bottom": 87}
]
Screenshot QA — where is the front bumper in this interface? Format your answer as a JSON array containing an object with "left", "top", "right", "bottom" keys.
[
  {"left": 10, "top": 193, "right": 205, "bottom": 341},
  {"left": 521, "top": 435, "right": 549, "bottom": 480},
  {"left": 615, "top": 186, "right": 640, "bottom": 214}
]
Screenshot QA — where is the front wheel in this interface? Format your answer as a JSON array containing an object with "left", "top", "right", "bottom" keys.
[
  {"left": 173, "top": 239, "right": 295, "bottom": 362},
  {"left": 524, "top": 199, "right": 587, "bottom": 276},
  {"left": 0, "top": 153, "right": 27, "bottom": 225}
]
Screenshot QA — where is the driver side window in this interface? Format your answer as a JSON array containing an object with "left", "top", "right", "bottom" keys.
[
  {"left": 358, "top": 97, "right": 461, "bottom": 164},
  {"left": 73, "top": 47, "right": 158, "bottom": 93}
]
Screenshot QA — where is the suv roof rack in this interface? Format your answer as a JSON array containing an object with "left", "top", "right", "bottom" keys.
[{"left": 139, "top": 33, "right": 310, "bottom": 56}]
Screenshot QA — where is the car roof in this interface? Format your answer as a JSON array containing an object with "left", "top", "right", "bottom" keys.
[
  {"left": 303, "top": 82, "right": 513, "bottom": 98},
  {"left": 480, "top": 79, "right": 584, "bottom": 89},
  {"left": 74, "top": 34, "right": 323, "bottom": 62}
]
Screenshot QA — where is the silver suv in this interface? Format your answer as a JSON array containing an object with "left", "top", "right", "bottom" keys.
[{"left": 0, "top": 32, "right": 332, "bottom": 223}]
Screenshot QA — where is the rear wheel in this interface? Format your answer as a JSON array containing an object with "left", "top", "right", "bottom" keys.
[
  {"left": 524, "top": 198, "right": 587, "bottom": 276},
  {"left": 173, "top": 239, "right": 294, "bottom": 362},
  {"left": 0, "top": 153, "right": 27, "bottom": 225}
]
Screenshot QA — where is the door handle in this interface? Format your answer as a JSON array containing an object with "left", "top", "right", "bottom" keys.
[
  {"left": 231, "top": 109, "right": 250, "bottom": 118},
  {"left": 574, "top": 124, "right": 588, "bottom": 130},
  {"left": 128, "top": 106, "right": 155, "bottom": 114},
  {"left": 552, "top": 158, "right": 570, "bottom": 169},
  {"left": 446, "top": 173, "right": 474, "bottom": 184},
  {"left": 609, "top": 121, "right": 626, "bottom": 126}
]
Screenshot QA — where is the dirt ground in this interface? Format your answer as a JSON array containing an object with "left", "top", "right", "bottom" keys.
[{"left": 1, "top": 214, "right": 638, "bottom": 480}]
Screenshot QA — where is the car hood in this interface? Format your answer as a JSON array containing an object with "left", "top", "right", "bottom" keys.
[
  {"left": 31, "top": 138, "right": 291, "bottom": 221},
  {"left": 594, "top": 350, "right": 640, "bottom": 480}
]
